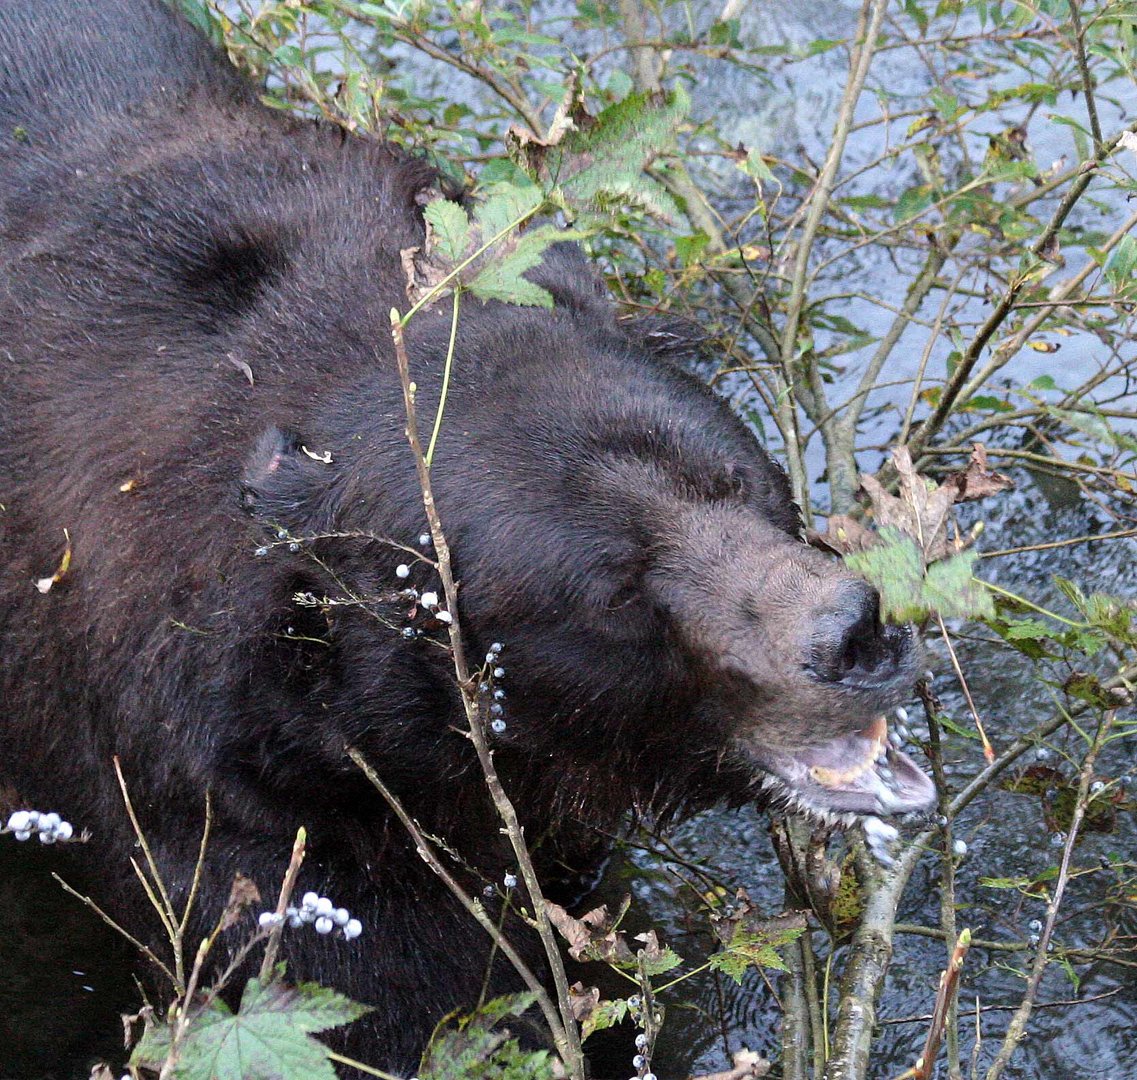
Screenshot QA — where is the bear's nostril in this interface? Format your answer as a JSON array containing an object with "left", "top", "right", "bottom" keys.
[{"left": 808, "top": 581, "right": 892, "bottom": 684}]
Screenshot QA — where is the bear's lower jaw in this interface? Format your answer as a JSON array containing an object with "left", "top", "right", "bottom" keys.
[{"left": 742, "top": 715, "right": 937, "bottom": 822}]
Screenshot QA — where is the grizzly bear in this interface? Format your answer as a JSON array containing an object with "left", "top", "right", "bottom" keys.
[{"left": 0, "top": 1, "right": 933, "bottom": 1072}]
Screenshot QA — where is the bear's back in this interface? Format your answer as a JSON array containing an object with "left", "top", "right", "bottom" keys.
[{"left": 0, "top": 0, "right": 249, "bottom": 143}]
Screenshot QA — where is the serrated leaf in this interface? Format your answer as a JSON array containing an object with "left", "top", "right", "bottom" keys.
[
  {"left": 923, "top": 550, "right": 994, "bottom": 619},
  {"left": 548, "top": 88, "right": 689, "bottom": 222},
  {"left": 846, "top": 530, "right": 992, "bottom": 622},
  {"left": 467, "top": 225, "right": 567, "bottom": 308},
  {"left": 131, "top": 976, "right": 370, "bottom": 1080},
  {"left": 580, "top": 998, "right": 628, "bottom": 1041},
  {"left": 474, "top": 181, "right": 545, "bottom": 244},
  {"left": 707, "top": 923, "right": 802, "bottom": 985},
  {"left": 637, "top": 945, "right": 682, "bottom": 977},
  {"left": 423, "top": 200, "right": 472, "bottom": 262},
  {"left": 1002, "top": 618, "right": 1062, "bottom": 641},
  {"left": 845, "top": 529, "right": 927, "bottom": 622},
  {"left": 419, "top": 993, "right": 555, "bottom": 1080}
]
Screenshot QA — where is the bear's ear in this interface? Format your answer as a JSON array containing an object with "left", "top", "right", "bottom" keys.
[
  {"left": 182, "top": 227, "right": 287, "bottom": 320},
  {"left": 636, "top": 315, "right": 705, "bottom": 365},
  {"left": 522, "top": 242, "right": 615, "bottom": 319},
  {"left": 240, "top": 427, "right": 336, "bottom": 534}
]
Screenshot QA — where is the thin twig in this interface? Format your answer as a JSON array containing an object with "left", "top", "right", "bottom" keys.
[
  {"left": 385, "top": 308, "right": 585, "bottom": 1077},
  {"left": 348, "top": 748, "right": 567, "bottom": 1051},
  {"left": 258, "top": 826, "right": 307, "bottom": 982},
  {"left": 113, "top": 758, "right": 183, "bottom": 988},
  {"left": 983, "top": 712, "right": 1116, "bottom": 1080},
  {"left": 51, "top": 873, "right": 177, "bottom": 986}
]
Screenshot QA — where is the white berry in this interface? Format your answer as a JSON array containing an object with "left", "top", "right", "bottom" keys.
[
  {"left": 7, "top": 811, "right": 31, "bottom": 833},
  {"left": 315, "top": 916, "right": 334, "bottom": 934},
  {"left": 343, "top": 918, "right": 363, "bottom": 940}
]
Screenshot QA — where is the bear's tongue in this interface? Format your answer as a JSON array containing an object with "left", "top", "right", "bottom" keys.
[{"left": 752, "top": 715, "right": 937, "bottom": 819}]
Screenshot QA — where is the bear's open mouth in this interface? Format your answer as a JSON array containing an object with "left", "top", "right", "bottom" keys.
[{"left": 747, "top": 715, "right": 936, "bottom": 824}]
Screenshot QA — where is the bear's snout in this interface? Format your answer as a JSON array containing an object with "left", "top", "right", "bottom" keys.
[{"left": 806, "top": 579, "right": 915, "bottom": 690}]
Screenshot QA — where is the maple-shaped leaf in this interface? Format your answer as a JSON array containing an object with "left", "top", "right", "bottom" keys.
[
  {"left": 540, "top": 88, "right": 689, "bottom": 223},
  {"left": 131, "top": 975, "right": 370, "bottom": 1080},
  {"left": 707, "top": 921, "right": 805, "bottom": 985},
  {"left": 845, "top": 528, "right": 994, "bottom": 622}
]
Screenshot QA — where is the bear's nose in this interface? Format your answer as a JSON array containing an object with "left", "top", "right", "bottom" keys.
[{"left": 807, "top": 580, "right": 903, "bottom": 684}]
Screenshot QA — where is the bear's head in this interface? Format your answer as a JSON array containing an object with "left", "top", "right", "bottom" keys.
[{"left": 239, "top": 243, "right": 934, "bottom": 831}]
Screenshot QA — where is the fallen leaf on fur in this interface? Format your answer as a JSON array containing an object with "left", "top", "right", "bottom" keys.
[
  {"left": 35, "top": 528, "right": 72, "bottom": 594},
  {"left": 221, "top": 872, "right": 261, "bottom": 931}
]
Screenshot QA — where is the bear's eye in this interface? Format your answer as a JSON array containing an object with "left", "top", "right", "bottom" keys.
[
  {"left": 606, "top": 581, "right": 640, "bottom": 612},
  {"left": 604, "top": 553, "right": 651, "bottom": 615}
]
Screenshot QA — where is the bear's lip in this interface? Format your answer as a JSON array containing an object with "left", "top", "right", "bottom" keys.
[{"left": 747, "top": 715, "right": 937, "bottom": 822}]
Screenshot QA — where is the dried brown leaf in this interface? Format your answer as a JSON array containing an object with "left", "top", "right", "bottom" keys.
[
  {"left": 941, "top": 443, "right": 1015, "bottom": 503},
  {"left": 221, "top": 872, "right": 261, "bottom": 932},
  {"left": 567, "top": 981, "right": 601, "bottom": 1022},
  {"left": 810, "top": 514, "right": 879, "bottom": 556},
  {"left": 546, "top": 900, "right": 635, "bottom": 964}
]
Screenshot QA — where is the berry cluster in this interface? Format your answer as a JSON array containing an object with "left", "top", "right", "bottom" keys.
[
  {"left": 625, "top": 1021, "right": 656, "bottom": 1080},
  {"left": 477, "top": 642, "right": 508, "bottom": 733},
  {"left": 394, "top": 534, "right": 453, "bottom": 637},
  {"left": 5, "top": 810, "right": 74, "bottom": 843},
  {"left": 258, "top": 891, "right": 362, "bottom": 941}
]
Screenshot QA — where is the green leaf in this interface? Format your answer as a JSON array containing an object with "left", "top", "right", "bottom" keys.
[
  {"left": 424, "top": 200, "right": 472, "bottom": 262},
  {"left": 845, "top": 529, "right": 993, "bottom": 622},
  {"left": 1105, "top": 234, "right": 1137, "bottom": 290},
  {"left": 467, "top": 224, "right": 574, "bottom": 308},
  {"left": 707, "top": 924, "right": 803, "bottom": 985},
  {"left": 551, "top": 88, "right": 689, "bottom": 222},
  {"left": 474, "top": 180, "right": 545, "bottom": 243},
  {"left": 845, "top": 530, "right": 927, "bottom": 622},
  {"left": 739, "top": 147, "right": 775, "bottom": 185},
  {"left": 963, "top": 394, "right": 1014, "bottom": 413},
  {"left": 419, "top": 994, "right": 556, "bottom": 1080},
  {"left": 581, "top": 998, "right": 628, "bottom": 1041},
  {"left": 638, "top": 946, "right": 683, "bottom": 977},
  {"left": 131, "top": 976, "right": 370, "bottom": 1080},
  {"left": 674, "top": 231, "right": 710, "bottom": 267},
  {"left": 923, "top": 550, "right": 995, "bottom": 619},
  {"left": 1002, "top": 618, "right": 1062, "bottom": 642}
]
